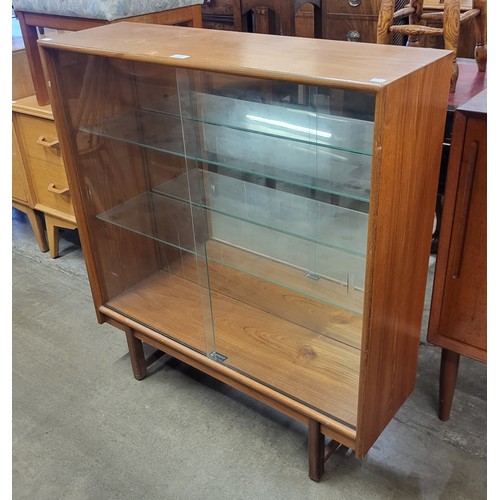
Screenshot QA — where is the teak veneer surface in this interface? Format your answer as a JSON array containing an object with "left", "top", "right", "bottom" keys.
[{"left": 38, "top": 22, "right": 451, "bottom": 91}]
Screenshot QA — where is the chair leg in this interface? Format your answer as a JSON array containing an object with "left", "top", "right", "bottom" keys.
[
  {"left": 472, "top": 0, "right": 487, "bottom": 71},
  {"left": 377, "top": 0, "right": 396, "bottom": 44},
  {"left": 443, "top": 0, "right": 460, "bottom": 92}
]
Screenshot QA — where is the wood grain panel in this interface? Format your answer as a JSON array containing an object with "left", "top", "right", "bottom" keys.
[
  {"left": 106, "top": 265, "right": 360, "bottom": 427},
  {"left": 38, "top": 23, "right": 452, "bottom": 92},
  {"left": 428, "top": 90, "right": 487, "bottom": 363},
  {"left": 356, "top": 55, "right": 453, "bottom": 457}
]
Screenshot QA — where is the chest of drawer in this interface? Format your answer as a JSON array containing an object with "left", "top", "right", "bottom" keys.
[
  {"left": 323, "top": 16, "right": 378, "bottom": 42},
  {"left": 26, "top": 156, "right": 74, "bottom": 216},
  {"left": 323, "top": 0, "right": 380, "bottom": 43},
  {"left": 16, "top": 114, "right": 64, "bottom": 166}
]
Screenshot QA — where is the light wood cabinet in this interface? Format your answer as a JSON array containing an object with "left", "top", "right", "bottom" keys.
[
  {"left": 428, "top": 88, "right": 486, "bottom": 421},
  {"left": 12, "top": 95, "right": 77, "bottom": 258},
  {"left": 39, "top": 24, "right": 452, "bottom": 480},
  {"left": 12, "top": 118, "right": 48, "bottom": 253}
]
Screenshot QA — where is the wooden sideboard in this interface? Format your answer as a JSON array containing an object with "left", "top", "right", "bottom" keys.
[
  {"left": 12, "top": 95, "right": 77, "bottom": 258},
  {"left": 427, "top": 88, "right": 486, "bottom": 420}
]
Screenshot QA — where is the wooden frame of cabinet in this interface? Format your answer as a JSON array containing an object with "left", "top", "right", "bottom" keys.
[{"left": 39, "top": 23, "right": 452, "bottom": 480}]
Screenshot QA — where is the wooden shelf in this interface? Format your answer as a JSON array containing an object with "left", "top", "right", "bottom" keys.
[{"left": 107, "top": 262, "right": 360, "bottom": 427}]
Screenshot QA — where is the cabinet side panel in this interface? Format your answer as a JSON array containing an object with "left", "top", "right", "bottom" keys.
[{"left": 356, "top": 56, "right": 453, "bottom": 457}]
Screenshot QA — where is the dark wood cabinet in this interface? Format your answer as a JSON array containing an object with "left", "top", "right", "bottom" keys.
[{"left": 428, "top": 88, "right": 486, "bottom": 420}]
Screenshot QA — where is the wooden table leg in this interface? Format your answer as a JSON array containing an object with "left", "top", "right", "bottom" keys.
[
  {"left": 125, "top": 329, "right": 148, "bottom": 381},
  {"left": 308, "top": 419, "right": 343, "bottom": 481},
  {"left": 308, "top": 419, "right": 325, "bottom": 482},
  {"left": 439, "top": 348, "right": 461, "bottom": 421},
  {"left": 13, "top": 202, "right": 48, "bottom": 253},
  {"left": 44, "top": 215, "right": 77, "bottom": 259}
]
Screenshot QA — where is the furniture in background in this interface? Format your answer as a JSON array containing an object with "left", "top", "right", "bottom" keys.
[
  {"left": 377, "top": 0, "right": 486, "bottom": 91},
  {"left": 12, "top": 95, "right": 77, "bottom": 258},
  {"left": 12, "top": 0, "right": 205, "bottom": 106},
  {"left": 202, "top": 0, "right": 236, "bottom": 30},
  {"left": 322, "top": 0, "right": 383, "bottom": 43},
  {"left": 12, "top": 114, "right": 48, "bottom": 254},
  {"left": 431, "top": 57, "right": 486, "bottom": 253},
  {"left": 423, "top": 0, "right": 482, "bottom": 58},
  {"left": 428, "top": 88, "right": 486, "bottom": 421},
  {"left": 39, "top": 23, "right": 452, "bottom": 481},
  {"left": 13, "top": 18, "right": 48, "bottom": 253},
  {"left": 202, "top": 0, "right": 321, "bottom": 37},
  {"left": 232, "top": 0, "right": 322, "bottom": 36}
]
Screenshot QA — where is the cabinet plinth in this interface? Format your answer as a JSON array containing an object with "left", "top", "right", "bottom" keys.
[{"left": 39, "top": 23, "right": 453, "bottom": 479}]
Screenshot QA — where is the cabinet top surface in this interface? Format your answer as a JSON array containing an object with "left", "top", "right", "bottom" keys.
[
  {"left": 458, "top": 88, "right": 487, "bottom": 116},
  {"left": 38, "top": 23, "right": 453, "bottom": 91}
]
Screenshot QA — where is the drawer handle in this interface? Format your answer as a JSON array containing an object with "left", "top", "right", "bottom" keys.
[
  {"left": 346, "top": 30, "right": 361, "bottom": 42},
  {"left": 348, "top": 0, "right": 362, "bottom": 6},
  {"left": 37, "top": 136, "right": 60, "bottom": 149},
  {"left": 451, "top": 141, "right": 478, "bottom": 280},
  {"left": 48, "top": 183, "right": 69, "bottom": 196}
]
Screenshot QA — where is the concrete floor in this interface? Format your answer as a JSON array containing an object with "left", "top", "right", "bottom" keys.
[{"left": 12, "top": 208, "right": 487, "bottom": 499}]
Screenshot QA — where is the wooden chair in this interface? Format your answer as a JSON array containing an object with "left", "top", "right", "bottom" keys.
[
  {"left": 233, "top": 0, "right": 322, "bottom": 37},
  {"left": 13, "top": 1, "right": 204, "bottom": 106},
  {"left": 377, "top": 0, "right": 487, "bottom": 92}
]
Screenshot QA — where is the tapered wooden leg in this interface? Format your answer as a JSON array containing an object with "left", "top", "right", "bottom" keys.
[
  {"left": 45, "top": 215, "right": 77, "bottom": 259},
  {"left": 125, "top": 329, "right": 148, "bottom": 380},
  {"left": 13, "top": 202, "right": 48, "bottom": 253},
  {"left": 308, "top": 419, "right": 325, "bottom": 482},
  {"left": 439, "top": 348, "right": 460, "bottom": 421}
]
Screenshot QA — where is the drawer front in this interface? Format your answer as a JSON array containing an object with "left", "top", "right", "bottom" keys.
[
  {"left": 324, "top": 16, "right": 378, "bottom": 43},
  {"left": 27, "top": 157, "right": 74, "bottom": 216},
  {"left": 12, "top": 128, "right": 28, "bottom": 203},
  {"left": 17, "top": 114, "right": 64, "bottom": 166},
  {"left": 324, "top": 0, "right": 380, "bottom": 15}
]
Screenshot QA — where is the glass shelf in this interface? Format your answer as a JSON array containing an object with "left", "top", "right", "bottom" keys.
[
  {"left": 154, "top": 168, "right": 368, "bottom": 257},
  {"left": 80, "top": 108, "right": 372, "bottom": 203},
  {"left": 96, "top": 191, "right": 365, "bottom": 314},
  {"left": 145, "top": 91, "right": 374, "bottom": 156}
]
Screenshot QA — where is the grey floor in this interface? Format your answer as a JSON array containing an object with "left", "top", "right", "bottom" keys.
[{"left": 12, "top": 208, "right": 487, "bottom": 499}]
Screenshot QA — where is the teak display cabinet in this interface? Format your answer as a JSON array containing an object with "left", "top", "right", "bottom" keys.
[{"left": 39, "top": 24, "right": 452, "bottom": 480}]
